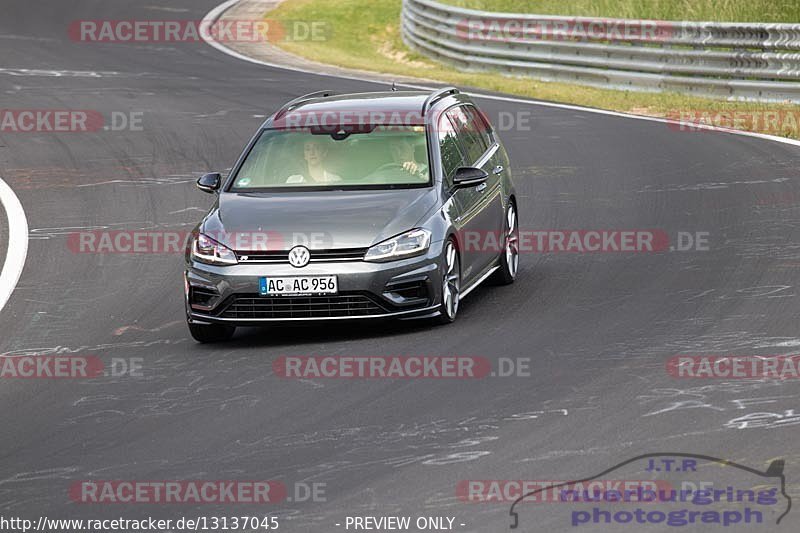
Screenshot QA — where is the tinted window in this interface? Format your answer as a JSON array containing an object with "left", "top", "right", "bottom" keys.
[
  {"left": 447, "top": 106, "right": 490, "bottom": 164},
  {"left": 438, "top": 111, "right": 465, "bottom": 183},
  {"left": 465, "top": 105, "right": 495, "bottom": 151}
]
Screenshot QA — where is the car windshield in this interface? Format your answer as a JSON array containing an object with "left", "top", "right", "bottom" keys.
[{"left": 230, "top": 126, "right": 431, "bottom": 190}]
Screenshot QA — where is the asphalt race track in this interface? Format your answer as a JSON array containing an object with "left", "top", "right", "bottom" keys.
[{"left": 1, "top": 1, "right": 799, "bottom": 531}]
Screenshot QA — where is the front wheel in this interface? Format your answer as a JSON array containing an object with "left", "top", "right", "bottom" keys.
[
  {"left": 491, "top": 202, "right": 519, "bottom": 285},
  {"left": 434, "top": 240, "right": 460, "bottom": 325},
  {"left": 188, "top": 322, "right": 236, "bottom": 343}
]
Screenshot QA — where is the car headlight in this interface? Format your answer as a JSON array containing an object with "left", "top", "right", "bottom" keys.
[
  {"left": 365, "top": 229, "right": 431, "bottom": 262},
  {"left": 191, "top": 233, "right": 238, "bottom": 265}
]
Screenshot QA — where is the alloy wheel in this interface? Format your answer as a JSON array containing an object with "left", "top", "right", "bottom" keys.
[
  {"left": 505, "top": 204, "right": 519, "bottom": 279},
  {"left": 442, "top": 241, "right": 460, "bottom": 320}
]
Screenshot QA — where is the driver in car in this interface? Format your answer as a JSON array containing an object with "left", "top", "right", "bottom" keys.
[
  {"left": 286, "top": 138, "right": 342, "bottom": 184},
  {"left": 390, "top": 137, "right": 428, "bottom": 179}
]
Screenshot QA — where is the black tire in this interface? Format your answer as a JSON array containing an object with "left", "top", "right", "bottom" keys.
[
  {"left": 434, "top": 239, "right": 460, "bottom": 325},
  {"left": 188, "top": 322, "right": 236, "bottom": 343},
  {"left": 491, "top": 201, "right": 519, "bottom": 285}
]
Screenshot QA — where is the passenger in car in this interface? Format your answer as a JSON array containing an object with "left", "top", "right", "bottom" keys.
[{"left": 285, "top": 138, "right": 342, "bottom": 184}]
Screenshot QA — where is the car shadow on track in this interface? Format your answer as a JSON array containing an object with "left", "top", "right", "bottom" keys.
[{"left": 216, "top": 319, "right": 440, "bottom": 348}]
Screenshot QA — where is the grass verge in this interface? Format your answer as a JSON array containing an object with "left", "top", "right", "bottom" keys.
[{"left": 266, "top": 0, "right": 800, "bottom": 139}]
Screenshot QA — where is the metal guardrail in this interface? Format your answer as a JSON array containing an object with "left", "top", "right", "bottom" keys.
[{"left": 401, "top": 0, "right": 800, "bottom": 102}]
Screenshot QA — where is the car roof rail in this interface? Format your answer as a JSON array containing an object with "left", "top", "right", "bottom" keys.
[
  {"left": 274, "top": 91, "right": 336, "bottom": 120},
  {"left": 421, "top": 87, "right": 460, "bottom": 116}
]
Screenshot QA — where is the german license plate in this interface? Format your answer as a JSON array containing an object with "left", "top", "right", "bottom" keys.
[{"left": 259, "top": 276, "right": 338, "bottom": 296}]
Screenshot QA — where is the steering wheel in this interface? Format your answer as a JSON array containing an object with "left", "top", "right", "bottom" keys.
[{"left": 373, "top": 162, "right": 407, "bottom": 173}]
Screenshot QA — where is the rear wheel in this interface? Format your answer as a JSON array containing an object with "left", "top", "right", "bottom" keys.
[
  {"left": 188, "top": 322, "right": 236, "bottom": 343},
  {"left": 434, "top": 240, "right": 460, "bottom": 325},
  {"left": 491, "top": 201, "right": 519, "bottom": 285}
]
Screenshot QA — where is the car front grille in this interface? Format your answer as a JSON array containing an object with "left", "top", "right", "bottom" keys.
[
  {"left": 218, "top": 293, "right": 388, "bottom": 319},
  {"left": 236, "top": 248, "right": 367, "bottom": 263}
]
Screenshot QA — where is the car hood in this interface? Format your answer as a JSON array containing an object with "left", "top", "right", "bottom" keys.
[{"left": 202, "top": 188, "right": 439, "bottom": 251}]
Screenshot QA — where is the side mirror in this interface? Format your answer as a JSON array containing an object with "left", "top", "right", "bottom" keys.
[
  {"left": 453, "top": 166, "right": 489, "bottom": 188},
  {"left": 197, "top": 172, "right": 221, "bottom": 193}
]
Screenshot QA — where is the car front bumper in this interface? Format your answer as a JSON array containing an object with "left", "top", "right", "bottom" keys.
[{"left": 185, "top": 244, "right": 444, "bottom": 326}]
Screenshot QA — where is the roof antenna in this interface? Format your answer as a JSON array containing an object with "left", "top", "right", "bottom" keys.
[{"left": 391, "top": 81, "right": 397, "bottom": 92}]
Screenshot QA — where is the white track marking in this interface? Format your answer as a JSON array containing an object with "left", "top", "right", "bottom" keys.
[
  {"left": 0, "top": 176, "right": 28, "bottom": 313},
  {"left": 0, "top": 68, "right": 121, "bottom": 77},
  {"left": 202, "top": 0, "right": 800, "bottom": 149}
]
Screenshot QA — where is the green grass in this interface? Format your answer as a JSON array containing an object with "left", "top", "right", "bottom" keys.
[
  {"left": 266, "top": 0, "right": 800, "bottom": 139},
  {"left": 439, "top": 0, "right": 800, "bottom": 23}
]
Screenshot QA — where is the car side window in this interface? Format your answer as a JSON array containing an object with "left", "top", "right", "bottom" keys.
[
  {"left": 438, "top": 110, "right": 466, "bottom": 185},
  {"left": 465, "top": 105, "right": 496, "bottom": 150},
  {"left": 447, "top": 106, "right": 490, "bottom": 164}
]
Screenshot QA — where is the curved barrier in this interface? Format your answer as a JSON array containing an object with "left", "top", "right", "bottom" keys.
[{"left": 401, "top": 0, "right": 800, "bottom": 102}]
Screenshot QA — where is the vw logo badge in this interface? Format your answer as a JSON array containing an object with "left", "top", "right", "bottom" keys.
[{"left": 288, "top": 245, "right": 311, "bottom": 268}]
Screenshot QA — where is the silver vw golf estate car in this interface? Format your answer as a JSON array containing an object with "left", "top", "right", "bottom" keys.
[{"left": 185, "top": 88, "right": 519, "bottom": 342}]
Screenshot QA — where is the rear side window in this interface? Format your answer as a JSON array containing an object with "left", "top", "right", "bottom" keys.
[
  {"left": 438, "top": 111, "right": 466, "bottom": 183},
  {"left": 447, "top": 106, "right": 490, "bottom": 164},
  {"left": 465, "top": 105, "right": 495, "bottom": 151}
]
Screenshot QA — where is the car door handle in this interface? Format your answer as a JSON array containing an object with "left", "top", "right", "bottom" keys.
[
  {"left": 492, "top": 165, "right": 504, "bottom": 175},
  {"left": 475, "top": 182, "right": 487, "bottom": 193}
]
